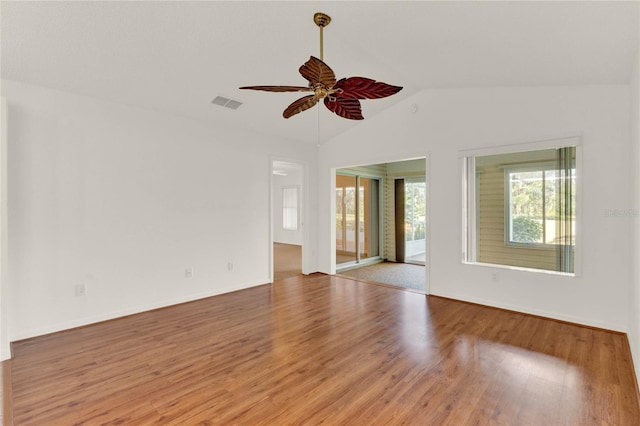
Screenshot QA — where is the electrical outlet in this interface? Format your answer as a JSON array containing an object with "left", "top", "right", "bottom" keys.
[
  {"left": 491, "top": 272, "right": 499, "bottom": 282},
  {"left": 185, "top": 267, "right": 194, "bottom": 278},
  {"left": 75, "top": 284, "right": 87, "bottom": 297},
  {"left": 228, "top": 262, "right": 233, "bottom": 271}
]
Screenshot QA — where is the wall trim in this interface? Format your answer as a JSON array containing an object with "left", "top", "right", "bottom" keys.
[
  {"left": 0, "top": 97, "right": 8, "bottom": 361},
  {"left": 11, "top": 278, "right": 270, "bottom": 342},
  {"left": 431, "top": 290, "right": 626, "bottom": 333}
]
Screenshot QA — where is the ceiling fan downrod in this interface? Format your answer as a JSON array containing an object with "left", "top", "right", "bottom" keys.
[{"left": 313, "top": 12, "right": 331, "bottom": 61}]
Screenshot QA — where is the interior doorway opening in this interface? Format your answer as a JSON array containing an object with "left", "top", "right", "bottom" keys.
[
  {"left": 272, "top": 160, "right": 304, "bottom": 281},
  {"left": 335, "top": 158, "right": 428, "bottom": 293}
]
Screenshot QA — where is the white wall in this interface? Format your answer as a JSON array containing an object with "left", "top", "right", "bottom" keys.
[
  {"left": 630, "top": 49, "right": 640, "bottom": 387},
  {"left": 3, "top": 79, "right": 317, "bottom": 341},
  {"left": 273, "top": 170, "right": 303, "bottom": 246},
  {"left": 319, "top": 85, "right": 632, "bottom": 332},
  {"left": 0, "top": 97, "right": 9, "bottom": 360}
]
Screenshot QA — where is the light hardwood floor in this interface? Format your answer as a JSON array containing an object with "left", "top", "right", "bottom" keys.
[{"left": 8, "top": 274, "right": 640, "bottom": 425}]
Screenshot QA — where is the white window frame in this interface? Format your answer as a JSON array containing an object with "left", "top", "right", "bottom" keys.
[
  {"left": 460, "top": 136, "right": 581, "bottom": 276},
  {"left": 503, "top": 161, "right": 573, "bottom": 249}
]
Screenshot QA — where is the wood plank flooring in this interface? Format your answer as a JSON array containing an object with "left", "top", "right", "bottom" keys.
[
  {"left": 9, "top": 274, "right": 640, "bottom": 425},
  {"left": 273, "top": 243, "right": 302, "bottom": 281},
  {"left": 2, "top": 360, "right": 12, "bottom": 426}
]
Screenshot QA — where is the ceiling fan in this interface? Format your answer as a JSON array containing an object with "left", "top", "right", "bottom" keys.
[{"left": 240, "top": 13, "right": 402, "bottom": 120}]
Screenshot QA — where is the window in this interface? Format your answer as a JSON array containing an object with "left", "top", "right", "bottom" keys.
[
  {"left": 282, "top": 186, "right": 299, "bottom": 230},
  {"left": 404, "top": 179, "right": 426, "bottom": 243},
  {"left": 507, "top": 165, "right": 575, "bottom": 246},
  {"left": 463, "top": 144, "right": 577, "bottom": 274}
]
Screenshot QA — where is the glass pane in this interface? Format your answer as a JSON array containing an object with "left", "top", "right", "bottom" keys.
[
  {"left": 509, "top": 171, "right": 544, "bottom": 244},
  {"left": 282, "top": 187, "right": 298, "bottom": 230},
  {"left": 553, "top": 163, "right": 576, "bottom": 247},
  {"left": 336, "top": 175, "right": 357, "bottom": 264},
  {"left": 405, "top": 181, "right": 426, "bottom": 242},
  {"left": 544, "top": 169, "right": 558, "bottom": 244},
  {"left": 345, "top": 187, "right": 357, "bottom": 253},
  {"left": 359, "top": 178, "right": 379, "bottom": 259},
  {"left": 405, "top": 180, "right": 426, "bottom": 265},
  {"left": 335, "top": 188, "right": 343, "bottom": 249},
  {"left": 472, "top": 146, "right": 576, "bottom": 273}
]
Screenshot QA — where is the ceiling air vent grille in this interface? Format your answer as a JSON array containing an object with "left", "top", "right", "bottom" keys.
[{"left": 211, "top": 96, "right": 243, "bottom": 110}]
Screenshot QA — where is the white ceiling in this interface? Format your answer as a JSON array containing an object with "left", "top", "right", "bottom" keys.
[{"left": 1, "top": 1, "right": 638, "bottom": 145}]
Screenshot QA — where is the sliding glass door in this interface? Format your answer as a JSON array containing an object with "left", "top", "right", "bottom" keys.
[
  {"left": 336, "top": 174, "right": 380, "bottom": 267},
  {"left": 336, "top": 175, "right": 357, "bottom": 264},
  {"left": 359, "top": 177, "right": 380, "bottom": 260},
  {"left": 404, "top": 179, "right": 426, "bottom": 265}
]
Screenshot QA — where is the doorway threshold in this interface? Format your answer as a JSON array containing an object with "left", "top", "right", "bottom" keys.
[{"left": 336, "top": 257, "right": 384, "bottom": 273}]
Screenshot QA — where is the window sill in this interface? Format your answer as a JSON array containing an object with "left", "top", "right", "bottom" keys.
[
  {"left": 503, "top": 242, "right": 575, "bottom": 251},
  {"left": 462, "top": 261, "right": 576, "bottom": 277}
]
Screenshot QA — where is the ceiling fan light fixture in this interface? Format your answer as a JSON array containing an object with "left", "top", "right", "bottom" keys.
[{"left": 239, "top": 12, "right": 402, "bottom": 120}]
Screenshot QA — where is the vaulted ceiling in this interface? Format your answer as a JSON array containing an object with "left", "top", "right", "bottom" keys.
[{"left": 2, "top": 1, "right": 638, "bottom": 144}]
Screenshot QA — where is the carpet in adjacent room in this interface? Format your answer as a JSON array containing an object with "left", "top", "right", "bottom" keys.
[{"left": 338, "top": 261, "right": 425, "bottom": 292}]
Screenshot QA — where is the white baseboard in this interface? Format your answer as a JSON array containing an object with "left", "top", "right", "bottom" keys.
[
  {"left": 1, "top": 341, "right": 10, "bottom": 361},
  {"left": 430, "top": 290, "right": 627, "bottom": 333},
  {"left": 11, "top": 279, "right": 270, "bottom": 342}
]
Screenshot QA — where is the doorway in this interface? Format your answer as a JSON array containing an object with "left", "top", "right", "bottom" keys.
[
  {"left": 335, "top": 158, "right": 428, "bottom": 293},
  {"left": 272, "top": 160, "right": 304, "bottom": 281}
]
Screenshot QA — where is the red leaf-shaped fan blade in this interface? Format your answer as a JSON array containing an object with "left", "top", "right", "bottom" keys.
[
  {"left": 334, "top": 77, "right": 402, "bottom": 99},
  {"left": 324, "top": 97, "right": 363, "bottom": 120},
  {"left": 283, "top": 95, "right": 320, "bottom": 119},
  {"left": 299, "top": 56, "right": 337, "bottom": 88},
  {"left": 239, "top": 85, "right": 312, "bottom": 93}
]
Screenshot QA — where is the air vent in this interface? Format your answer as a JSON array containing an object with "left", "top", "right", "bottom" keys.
[
  {"left": 225, "top": 100, "right": 242, "bottom": 110},
  {"left": 211, "top": 96, "right": 243, "bottom": 110}
]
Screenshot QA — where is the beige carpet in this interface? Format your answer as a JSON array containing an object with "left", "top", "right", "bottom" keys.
[
  {"left": 274, "top": 243, "right": 302, "bottom": 280},
  {"left": 338, "top": 261, "right": 426, "bottom": 292}
]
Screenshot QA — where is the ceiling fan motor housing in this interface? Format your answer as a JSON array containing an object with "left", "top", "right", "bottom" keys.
[{"left": 314, "top": 13, "right": 331, "bottom": 28}]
